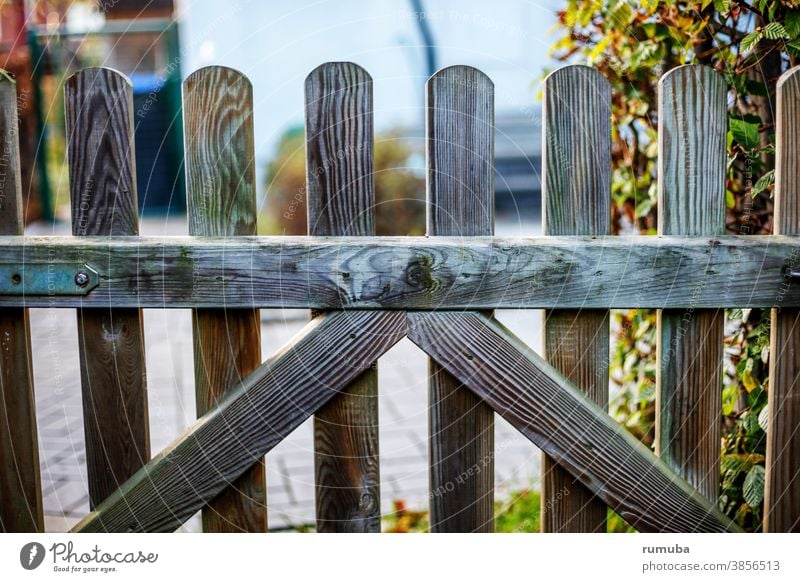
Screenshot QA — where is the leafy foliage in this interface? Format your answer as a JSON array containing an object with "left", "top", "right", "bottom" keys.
[
  {"left": 382, "top": 491, "right": 637, "bottom": 532},
  {"left": 610, "top": 309, "right": 657, "bottom": 447},
  {"left": 383, "top": 500, "right": 429, "bottom": 533},
  {"left": 551, "top": 0, "right": 796, "bottom": 530}
]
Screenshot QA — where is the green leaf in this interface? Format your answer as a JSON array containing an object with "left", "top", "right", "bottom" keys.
[
  {"left": 752, "top": 169, "right": 775, "bottom": 197},
  {"left": 722, "top": 383, "right": 739, "bottom": 415},
  {"left": 741, "top": 31, "right": 763, "bottom": 53},
  {"left": 722, "top": 454, "right": 754, "bottom": 476},
  {"left": 743, "top": 465, "right": 765, "bottom": 508},
  {"left": 725, "top": 189, "right": 735, "bottom": 209},
  {"left": 758, "top": 406, "right": 770, "bottom": 432},
  {"left": 763, "top": 22, "right": 787, "bottom": 40},
  {"left": 713, "top": 0, "right": 730, "bottom": 13},
  {"left": 786, "top": 11, "right": 800, "bottom": 39},
  {"left": 609, "top": 0, "right": 632, "bottom": 27},
  {"left": 730, "top": 118, "right": 761, "bottom": 150},
  {"left": 743, "top": 409, "right": 762, "bottom": 434},
  {"left": 788, "top": 38, "right": 800, "bottom": 56}
]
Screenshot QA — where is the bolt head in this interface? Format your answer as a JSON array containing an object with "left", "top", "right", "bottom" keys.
[{"left": 75, "top": 272, "right": 90, "bottom": 287}]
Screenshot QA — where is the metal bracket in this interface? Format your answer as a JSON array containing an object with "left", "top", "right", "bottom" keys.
[{"left": 0, "top": 263, "right": 100, "bottom": 296}]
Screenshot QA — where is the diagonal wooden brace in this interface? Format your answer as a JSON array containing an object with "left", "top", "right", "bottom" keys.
[
  {"left": 406, "top": 311, "right": 740, "bottom": 533},
  {"left": 74, "top": 311, "right": 407, "bottom": 532}
]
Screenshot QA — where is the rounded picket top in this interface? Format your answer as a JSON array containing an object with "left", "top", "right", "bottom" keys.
[
  {"left": 541, "top": 64, "right": 611, "bottom": 237},
  {"left": 657, "top": 64, "right": 727, "bottom": 130},
  {"left": 425, "top": 64, "right": 494, "bottom": 97},
  {"left": 657, "top": 63, "right": 726, "bottom": 100},
  {"left": 64, "top": 66, "right": 140, "bottom": 237},
  {"left": 657, "top": 63, "right": 727, "bottom": 237},
  {"left": 777, "top": 64, "right": 800, "bottom": 93},
  {"left": 66, "top": 66, "right": 132, "bottom": 95},
  {"left": 183, "top": 65, "right": 253, "bottom": 94},
  {"left": 182, "top": 64, "right": 257, "bottom": 239},
  {"left": 542, "top": 65, "right": 611, "bottom": 128},
  {"left": 425, "top": 64, "right": 494, "bottom": 237},
  {"left": 543, "top": 63, "right": 610, "bottom": 95},
  {"left": 304, "top": 61, "right": 374, "bottom": 237},
  {"left": 304, "top": 61, "right": 373, "bottom": 104},
  {"left": 304, "top": 61, "right": 374, "bottom": 138}
]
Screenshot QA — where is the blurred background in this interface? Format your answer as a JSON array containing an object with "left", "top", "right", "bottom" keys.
[{"left": 2, "top": 0, "right": 556, "bottom": 231}]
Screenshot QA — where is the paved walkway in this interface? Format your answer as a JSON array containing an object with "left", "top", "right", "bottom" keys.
[{"left": 26, "top": 217, "right": 543, "bottom": 532}]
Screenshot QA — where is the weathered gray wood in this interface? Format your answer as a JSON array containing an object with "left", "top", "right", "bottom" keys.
[
  {"left": 656, "top": 65, "right": 726, "bottom": 502},
  {"left": 541, "top": 65, "right": 611, "bottom": 236},
  {"left": 306, "top": 62, "right": 380, "bottom": 533},
  {"left": 0, "top": 71, "right": 44, "bottom": 532},
  {"left": 1, "top": 235, "right": 800, "bottom": 309},
  {"left": 306, "top": 62, "right": 374, "bottom": 236},
  {"left": 406, "top": 311, "right": 740, "bottom": 533},
  {"left": 541, "top": 64, "right": 610, "bottom": 533},
  {"left": 426, "top": 65, "right": 494, "bottom": 532},
  {"left": 65, "top": 67, "right": 150, "bottom": 509},
  {"left": 765, "top": 66, "right": 800, "bottom": 532},
  {"left": 658, "top": 65, "right": 727, "bottom": 236},
  {"left": 73, "top": 311, "right": 407, "bottom": 533},
  {"left": 184, "top": 66, "right": 266, "bottom": 532}
]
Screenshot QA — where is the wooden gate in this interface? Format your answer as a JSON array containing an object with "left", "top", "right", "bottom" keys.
[{"left": 1, "top": 62, "right": 799, "bottom": 533}]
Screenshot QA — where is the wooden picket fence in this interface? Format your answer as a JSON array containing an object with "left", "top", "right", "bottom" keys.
[{"left": 0, "top": 61, "right": 798, "bottom": 533}]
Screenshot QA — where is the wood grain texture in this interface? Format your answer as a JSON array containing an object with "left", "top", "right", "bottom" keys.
[
  {"left": 2, "top": 235, "right": 800, "bottom": 309},
  {"left": 541, "top": 65, "right": 610, "bottom": 532},
  {"left": 184, "top": 66, "right": 266, "bottom": 532},
  {"left": 0, "top": 72, "right": 44, "bottom": 532},
  {"left": 65, "top": 67, "right": 150, "bottom": 508},
  {"left": 305, "top": 62, "right": 373, "bottom": 236},
  {"left": 426, "top": 65, "right": 494, "bottom": 532},
  {"left": 74, "top": 311, "right": 407, "bottom": 533},
  {"left": 541, "top": 65, "right": 611, "bottom": 237},
  {"left": 766, "top": 308, "right": 800, "bottom": 532},
  {"left": 407, "top": 311, "right": 740, "bottom": 533},
  {"left": 657, "top": 65, "right": 727, "bottom": 237},
  {"left": 0, "top": 72, "right": 24, "bottom": 236},
  {"left": 306, "top": 62, "right": 380, "bottom": 532},
  {"left": 656, "top": 65, "right": 726, "bottom": 503},
  {"left": 765, "top": 66, "right": 800, "bottom": 532}
]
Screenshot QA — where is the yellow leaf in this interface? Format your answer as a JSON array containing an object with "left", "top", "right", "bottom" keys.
[
  {"left": 742, "top": 360, "right": 758, "bottom": 392},
  {"left": 589, "top": 35, "right": 612, "bottom": 63}
]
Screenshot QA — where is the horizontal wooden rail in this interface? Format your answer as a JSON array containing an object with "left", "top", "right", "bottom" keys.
[
  {"left": 73, "top": 310, "right": 407, "bottom": 532},
  {"left": 1, "top": 235, "right": 799, "bottom": 309},
  {"left": 407, "top": 311, "right": 740, "bottom": 533}
]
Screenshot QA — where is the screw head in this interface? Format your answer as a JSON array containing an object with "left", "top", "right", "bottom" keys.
[{"left": 74, "top": 271, "right": 90, "bottom": 287}]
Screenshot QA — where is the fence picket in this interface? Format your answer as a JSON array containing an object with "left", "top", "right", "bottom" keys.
[
  {"left": 765, "top": 66, "right": 800, "bottom": 532},
  {"left": 0, "top": 71, "right": 44, "bottom": 532},
  {"left": 541, "top": 65, "right": 610, "bottom": 532},
  {"left": 426, "top": 65, "right": 494, "bottom": 532},
  {"left": 65, "top": 67, "right": 150, "bottom": 508},
  {"left": 656, "top": 65, "right": 726, "bottom": 504},
  {"left": 184, "top": 66, "right": 266, "bottom": 532},
  {"left": 305, "top": 62, "right": 380, "bottom": 532}
]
